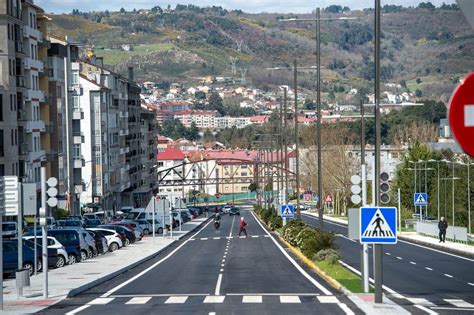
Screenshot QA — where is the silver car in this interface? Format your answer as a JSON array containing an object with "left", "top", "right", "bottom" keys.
[{"left": 80, "top": 230, "right": 98, "bottom": 258}]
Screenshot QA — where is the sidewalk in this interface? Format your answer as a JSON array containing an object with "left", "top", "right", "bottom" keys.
[
  {"left": 1, "top": 217, "right": 209, "bottom": 314},
  {"left": 302, "top": 211, "right": 474, "bottom": 258}
]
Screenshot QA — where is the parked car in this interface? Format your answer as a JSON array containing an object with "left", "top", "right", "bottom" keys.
[
  {"left": 84, "top": 219, "right": 102, "bottom": 228},
  {"left": 87, "top": 228, "right": 123, "bottom": 252},
  {"left": 23, "top": 236, "right": 69, "bottom": 268},
  {"left": 85, "top": 229, "right": 108, "bottom": 255},
  {"left": 62, "top": 220, "right": 84, "bottom": 230},
  {"left": 80, "top": 230, "right": 98, "bottom": 258},
  {"left": 119, "top": 206, "right": 134, "bottom": 215},
  {"left": 135, "top": 219, "right": 152, "bottom": 235},
  {"left": 171, "top": 211, "right": 183, "bottom": 227},
  {"left": 2, "top": 222, "right": 17, "bottom": 239},
  {"left": 229, "top": 207, "right": 241, "bottom": 216},
  {"left": 66, "top": 216, "right": 83, "bottom": 221},
  {"left": 83, "top": 213, "right": 99, "bottom": 221},
  {"left": 3, "top": 240, "right": 42, "bottom": 276},
  {"left": 43, "top": 229, "right": 87, "bottom": 264},
  {"left": 177, "top": 209, "right": 191, "bottom": 223},
  {"left": 100, "top": 225, "right": 136, "bottom": 246},
  {"left": 223, "top": 205, "right": 232, "bottom": 214},
  {"left": 113, "top": 221, "right": 143, "bottom": 239},
  {"left": 145, "top": 219, "right": 165, "bottom": 234}
]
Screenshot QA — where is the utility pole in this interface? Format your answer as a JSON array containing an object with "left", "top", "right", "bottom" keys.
[
  {"left": 374, "top": 0, "right": 383, "bottom": 304},
  {"left": 315, "top": 8, "right": 323, "bottom": 228},
  {"left": 360, "top": 101, "right": 369, "bottom": 293},
  {"left": 294, "top": 59, "right": 301, "bottom": 217},
  {"left": 284, "top": 88, "right": 289, "bottom": 203}
]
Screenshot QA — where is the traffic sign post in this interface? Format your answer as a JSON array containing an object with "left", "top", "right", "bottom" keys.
[
  {"left": 280, "top": 204, "right": 295, "bottom": 219},
  {"left": 360, "top": 207, "right": 398, "bottom": 244},
  {"left": 449, "top": 72, "right": 474, "bottom": 157}
]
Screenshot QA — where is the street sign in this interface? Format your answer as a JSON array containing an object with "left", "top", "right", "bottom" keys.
[
  {"left": 280, "top": 204, "right": 295, "bottom": 218},
  {"left": 414, "top": 193, "right": 428, "bottom": 206},
  {"left": 0, "top": 176, "right": 19, "bottom": 215},
  {"left": 360, "top": 207, "right": 397, "bottom": 244},
  {"left": 449, "top": 72, "right": 474, "bottom": 157}
]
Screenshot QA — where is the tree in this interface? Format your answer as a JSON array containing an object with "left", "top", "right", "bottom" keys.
[
  {"left": 208, "top": 93, "right": 225, "bottom": 115},
  {"left": 195, "top": 91, "right": 206, "bottom": 100},
  {"left": 248, "top": 183, "right": 257, "bottom": 192},
  {"left": 187, "top": 122, "right": 200, "bottom": 141},
  {"left": 415, "top": 89, "right": 422, "bottom": 97},
  {"left": 304, "top": 99, "right": 316, "bottom": 110},
  {"left": 120, "top": 7, "right": 126, "bottom": 13},
  {"left": 418, "top": 2, "right": 436, "bottom": 10}
]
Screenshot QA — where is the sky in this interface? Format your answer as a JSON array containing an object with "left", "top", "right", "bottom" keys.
[{"left": 35, "top": 0, "right": 457, "bottom": 14}]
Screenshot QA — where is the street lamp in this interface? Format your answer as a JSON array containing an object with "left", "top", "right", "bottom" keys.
[{"left": 279, "top": 10, "right": 357, "bottom": 229}]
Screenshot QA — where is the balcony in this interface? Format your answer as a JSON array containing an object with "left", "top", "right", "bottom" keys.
[
  {"left": 26, "top": 120, "right": 45, "bottom": 133},
  {"left": 25, "top": 89, "right": 45, "bottom": 102},
  {"left": 29, "top": 150, "right": 47, "bottom": 163},
  {"left": 72, "top": 110, "right": 84, "bottom": 120},
  {"left": 23, "top": 25, "right": 43, "bottom": 43},
  {"left": 16, "top": 75, "right": 26, "bottom": 88},
  {"left": 24, "top": 58, "right": 44, "bottom": 73}
]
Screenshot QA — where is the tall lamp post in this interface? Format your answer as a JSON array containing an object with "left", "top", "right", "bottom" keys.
[{"left": 279, "top": 10, "right": 357, "bottom": 227}]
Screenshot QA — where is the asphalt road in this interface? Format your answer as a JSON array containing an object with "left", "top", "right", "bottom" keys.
[
  {"left": 41, "top": 206, "right": 361, "bottom": 315},
  {"left": 302, "top": 213, "right": 474, "bottom": 315}
]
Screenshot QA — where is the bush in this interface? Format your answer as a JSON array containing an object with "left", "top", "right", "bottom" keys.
[
  {"left": 261, "top": 208, "right": 273, "bottom": 224},
  {"left": 281, "top": 219, "right": 306, "bottom": 245},
  {"left": 314, "top": 248, "right": 341, "bottom": 264},
  {"left": 296, "top": 227, "right": 319, "bottom": 257},
  {"left": 56, "top": 208, "right": 69, "bottom": 219},
  {"left": 269, "top": 215, "right": 282, "bottom": 230}
]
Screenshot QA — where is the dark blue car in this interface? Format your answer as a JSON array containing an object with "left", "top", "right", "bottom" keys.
[
  {"left": 25, "top": 229, "right": 83, "bottom": 264},
  {"left": 3, "top": 240, "right": 42, "bottom": 276}
]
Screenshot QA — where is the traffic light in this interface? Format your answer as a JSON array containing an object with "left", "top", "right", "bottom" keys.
[
  {"left": 350, "top": 175, "right": 362, "bottom": 205},
  {"left": 380, "top": 172, "right": 390, "bottom": 204}
]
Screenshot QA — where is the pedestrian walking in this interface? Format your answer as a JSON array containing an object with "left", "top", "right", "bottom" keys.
[
  {"left": 438, "top": 216, "right": 448, "bottom": 243},
  {"left": 239, "top": 217, "right": 248, "bottom": 237}
]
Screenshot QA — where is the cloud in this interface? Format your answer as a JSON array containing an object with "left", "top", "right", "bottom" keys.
[{"left": 35, "top": 0, "right": 456, "bottom": 14}]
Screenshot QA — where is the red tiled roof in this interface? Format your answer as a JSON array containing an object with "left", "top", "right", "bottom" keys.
[
  {"left": 174, "top": 110, "right": 218, "bottom": 116},
  {"left": 249, "top": 115, "right": 269, "bottom": 122},
  {"left": 157, "top": 148, "right": 185, "bottom": 161}
]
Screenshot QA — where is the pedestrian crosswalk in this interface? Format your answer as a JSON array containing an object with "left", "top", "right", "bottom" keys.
[
  {"left": 190, "top": 235, "right": 270, "bottom": 241},
  {"left": 390, "top": 295, "right": 474, "bottom": 313},
  {"left": 87, "top": 294, "right": 343, "bottom": 306}
]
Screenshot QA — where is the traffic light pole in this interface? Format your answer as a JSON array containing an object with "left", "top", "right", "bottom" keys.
[
  {"left": 41, "top": 167, "right": 48, "bottom": 299},
  {"left": 360, "top": 102, "right": 369, "bottom": 293},
  {"left": 374, "top": 0, "right": 383, "bottom": 304}
]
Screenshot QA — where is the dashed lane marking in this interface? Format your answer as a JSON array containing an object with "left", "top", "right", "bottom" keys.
[
  {"left": 280, "top": 296, "right": 301, "bottom": 303},
  {"left": 444, "top": 274, "right": 453, "bottom": 278},
  {"left": 317, "top": 296, "right": 339, "bottom": 303},
  {"left": 468, "top": 283, "right": 474, "bottom": 286},
  {"left": 88, "top": 298, "right": 114, "bottom": 305},
  {"left": 203, "top": 296, "right": 225, "bottom": 304},
  {"left": 396, "top": 256, "right": 403, "bottom": 260},
  {"left": 126, "top": 297, "right": 151, "bottom": 305},
  {"left": 425, "top": 267, "right": 433, "bottom": 271},
  {"left": 242, "top": 295, "right": 263, "bottom": 303},
  {"left": 165, "top": 296, "right": 188, "bottom": 304},
  {"left": 406, "top": 298, "right": 436, "bottom": 307},
  {"left": 410, "top": 261, "right": 416, "bottom": 265}
]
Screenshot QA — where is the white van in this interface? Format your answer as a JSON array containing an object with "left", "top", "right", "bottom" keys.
[{"left": 126, "top": 208, "right": 171, "bottom": 226}]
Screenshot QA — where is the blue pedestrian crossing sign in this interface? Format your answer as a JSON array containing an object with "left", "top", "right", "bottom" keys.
[
  {"left": 360, "top": 207, "right": 397, "bottom": 244},
  {"left": 414, "top": 193, "right": 428, "bottom": 206},
  {"left": 280, "top": 204, "right": 295, "bottom": 218}
]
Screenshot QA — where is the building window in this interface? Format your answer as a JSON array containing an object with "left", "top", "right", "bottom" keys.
[
  {"left": 0, "top": 130, "right": 4, "bottom": 157},
  {"left": 0, "top": 95, "right": 3, "bottom": 121}
]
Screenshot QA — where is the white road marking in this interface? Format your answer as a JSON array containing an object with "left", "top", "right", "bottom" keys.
[
  {"left": 88, "top": 298, "right": 114, "bottom": 305},
  {"left": 209, "top": 313, "right": 216, "bottom": 315},
  {"left": 220, "top": 269, "right": 224, "bottom": 272},
  {"left": 468, "top": 283, "right": 474, "bottom": 286},
  {"left": 386, "top": 253, "right": 391, "bottom": 256},
  {"left": 214, "top": 273, "right": 223, "bottom": 295},
  {"left": 213, "top": 237, "right": 220, "bottom": 240},
  {"left": 165, "top": 296, "right": 188, "bottom": 304},
  {"left": 444, "top": 299, "right": 474, "bottom": 308},
  {"left": 229, "top": 215, "right": 235, "bottom": 237},
  {"left": 336, "top": 233, "right": 357, "bottom": 243},
  {"left": 425, "top": 267, "right": 433, "bottom": 271},
  {"left": 204, "top": 296, "right": 225, "bottom": 303},
  {"left": 317, "top": 296, "right": 339, "bottom": 303},
  {"left": 222, "top": 259, "right": 225, "bottom": 263},
  {"left": 126, "top": 297, "right": 151, "bottom": 304},
  {"left": 226, "top": 293, "right": 320, "bottom": 296},
  {"left": 432, "top": 307, "right": 474, "bottom": 311},
  {"left": 280, "top": 295, "right": 301, "bottom": 303},
  {"left": 264, "top": 235, "right": 270, "bottom": 238},
  {"left": 251, "top": 211, "right": 332, "bottom": 295},
  {"left": 444, "top": 274, "right": 453, "bottom": 278},
  {"left": 407, "top": 298, "right": 436, "bottom": 307},
  {"left": 414, "top": 304, "right": 438, "bottom": 315},
  {"left": 242, "top": 295, "right": 263, "bottom": 303},
  {"left": 201, "top": 238, "right": 209, "bottom": 240},
  {"left": 338, "top": 303, "right": 355, "bottom": 315},
  {"left": 65, "top": 305, "right": 91, "bottom": 315},
  {"left": 239, "top": 236, "right": 246, "bottom": 238},
  {"left": 396, "top": 256, "right": 403, "bottom": 260},
  {"left": 410, "top": 261, "right": 416, "bottom": 265},
  {"left": 221, "top": 263, "right": 225, "bottom": 267},
  {"left": 101, "top": 218, "right": 214, "bottom": 298}
]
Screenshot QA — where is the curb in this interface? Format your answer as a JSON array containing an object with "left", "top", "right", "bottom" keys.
[
  {"left": 398, "top": 235, "right": 474, "bottom": 259},
  {"left": 67, "top": 217, "right": 211, "bottom": 297}
]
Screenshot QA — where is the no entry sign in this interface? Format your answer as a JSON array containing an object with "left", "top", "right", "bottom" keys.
[{"left": 449, "top": 72, "right": 474, "bottom": 157}]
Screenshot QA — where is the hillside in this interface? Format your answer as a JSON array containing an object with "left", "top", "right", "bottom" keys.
[{"left": 47, "top": 5, "right": 474, "bottom": 103}]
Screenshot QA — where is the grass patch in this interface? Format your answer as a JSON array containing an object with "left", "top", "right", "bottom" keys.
[
  {"left": 315, "top": 260, "right": 372, "bottom": 293},
  {"left": 95, "top": 43, "right": 175, "bottom": 65}
]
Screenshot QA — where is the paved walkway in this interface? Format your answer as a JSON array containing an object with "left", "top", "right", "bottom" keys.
[
  {"left": 1, "top": 218, "right": 208, "bottom": 314},
  {"left": 303, "top": 211, "right": 473, "bottom": 257}
]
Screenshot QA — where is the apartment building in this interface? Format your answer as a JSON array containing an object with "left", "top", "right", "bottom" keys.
[
  {"left": 174, "top": 110, "right": 218, "bottom": 128},
  {"left": 0, "top": 0, "right": 50, "bottom": 201}
]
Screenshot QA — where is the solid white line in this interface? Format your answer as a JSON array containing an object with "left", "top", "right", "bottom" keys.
[
  {"left": 229, "top": 215, "right": 235, "bottom": 237},
  {"left": 215, "top": 273, "right": 223, "bottom": 295},
  {"left": 111, "top": 293, "right": 209, "bottom": 297},
  {"left": 444, "top": 273, "right": 453, "bottom": 278},
  {"left": 65, "top": 305, "right": 91, "bottom": 315},
  {"left": 444, "top": 299, "right": 474, "bottom": 308},
  {"left": 432, "top": 307, "right": 474, "bottom": 311},
  {"left": 101, "top": 218, "right": 214, "bottom": 298},
  {"left": 425, "top": 267, "right": 433, "bottom": 271},
  {"left": 126, "top": 297, "right": 151, "bottom": 304},
  {"left": 251, "top": 211, "right": 332, "bottom": 295},
  {"left": 338, "top": 303, "right": 355, "bottom": 315},
  {"left": 414, "top": 304, "right": 438, "bottom": 315}
]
